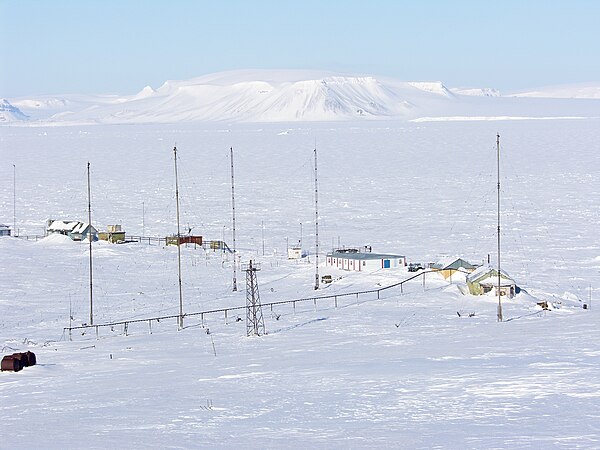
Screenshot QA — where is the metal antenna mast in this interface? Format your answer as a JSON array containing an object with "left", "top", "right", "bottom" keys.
[
  {"left": 173, "top": 146, "right": 184, "bottom": 329},
  {"left": 261, "top": 220, "right": 265, "bottom": 256},
  {"left": 245, "top": 260, "right": 265, "bottom": 336},
  {"left": 230, "top": 147, "right": 238, "bottom": 292},
  {"left": 87, "top": 162, "right": 94, "bottom": 326},
  {"left": 314, "top": 145, "right": 320, "bottom": 290},
  {"left": 496, "top": 134, "right": 503, "bottom": 322},
  {"left": 12, "top": 164, "right": 16, "bottom": 236}
]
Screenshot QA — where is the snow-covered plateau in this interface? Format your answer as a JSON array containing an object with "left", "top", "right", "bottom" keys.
[
  {"left": 3, "top": 70, "right": 600, "bottom": 124},
  {"left": 1, "top": 79, "right": 600, "bottom": 448}
]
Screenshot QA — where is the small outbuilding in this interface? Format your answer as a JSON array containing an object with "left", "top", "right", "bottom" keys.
[
  {"left": 432, "top": 257, "right": 477, "bottom": 280},
  {"left": 98, "top": 224, "right": 126, "bottom": 243},
  {"left": 166, "top": 235, "right": 203, "bottom": 246},
  {"left": 326, "top": 248, "right": 406, "bottom": 272},
  {"left": 288, "top": 247, "right": 302, "bottom": 259},
  {"left": 466, "top": 265, "right": 517, "bottom": 298},
  {"left": 0, "top": 224, "right": 11, "bottom": 237}
]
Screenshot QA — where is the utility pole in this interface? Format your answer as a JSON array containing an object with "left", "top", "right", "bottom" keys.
[
  {"left": 230, "top": 147, "right": 238, "bottom": 292},
  {"left": 496, "top": 133, "right": 503, "bottom": 322},
  {"left": 142, "top": 201, "right": 145, "bottom": 237},
  {"left": 87, "top": 162, "right": 94, "bottom": 326},
  {"left": 173, "top": 147, "right": 184, "bottom": 329},
  {"left": 314, "top": 145, "right": 320, "bottom": 290}
]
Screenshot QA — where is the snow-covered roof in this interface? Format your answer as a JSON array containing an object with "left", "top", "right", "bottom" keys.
[
  {"left": 328, "top": 251, "right": 405, "bottom": 261},
  {"left": 47, "top": 220, "right": 96, "bottom": 234},
  {"left": 0, "top": 224, "right": 9, "bottom": 229},
  {"left": 467, "top": 265, "right": 515, "bottom": 285},
  {"left": 47, "top": 220, "right": 80, "bottom": 231},
  {"left": 432, "top": 257, "right": 476, "bottom": 270},
  {"left": 72, "top": 222, "right": 93, "bottom": 234}
]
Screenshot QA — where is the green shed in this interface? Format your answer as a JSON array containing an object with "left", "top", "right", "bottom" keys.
[{"left": 466, "top": 265, "right": 516, "bottom": 298}]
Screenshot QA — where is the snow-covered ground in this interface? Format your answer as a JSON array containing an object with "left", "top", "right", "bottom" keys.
[{"left": 1, "top": 117, "right": 600, "bottom": 448}]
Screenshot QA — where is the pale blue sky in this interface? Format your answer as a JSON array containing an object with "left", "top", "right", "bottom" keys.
[{"left": 1, "top": 0, "right": 599, "bottom": 97}]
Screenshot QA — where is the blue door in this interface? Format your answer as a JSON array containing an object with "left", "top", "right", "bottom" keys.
[{"left": 383, "top": 259, "right": 391, "bottom": 268}]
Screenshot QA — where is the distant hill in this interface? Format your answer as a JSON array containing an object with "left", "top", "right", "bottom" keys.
[
  {"left": 4, "top": 70, "right": 458, "bottom": 124},
  {"left": 5, "top": 71, "right": 600, "bottom": 125}
]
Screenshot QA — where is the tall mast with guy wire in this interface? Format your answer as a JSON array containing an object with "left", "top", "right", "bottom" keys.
[{"left": 496, "top": 133, "right": 503, "bottom": 322}]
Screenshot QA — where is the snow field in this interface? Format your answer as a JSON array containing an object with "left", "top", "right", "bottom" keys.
[{"left": 1, "top": 118, "right": 599, "bottom": 448}]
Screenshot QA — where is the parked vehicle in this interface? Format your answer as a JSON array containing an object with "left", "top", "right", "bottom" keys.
[
  {"left": 408, "top": 263, "right": 424, "bottom": 272},
  {"left": 321, "top": 275, "right": 333, "bottom": 284}
]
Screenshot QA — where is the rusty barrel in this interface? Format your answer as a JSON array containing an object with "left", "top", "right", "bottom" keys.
[
  {"left": 25, "top": 351, "right": 37, "bottom": 366},
  {"left": 1, "top": 355, "right": 22, "bottom": 372},
  {"left": 13, "top": 351, "right": 36, "bottom": 367},
  {"left": 12, "top": 352, "right": 29, "bottom": 367}
]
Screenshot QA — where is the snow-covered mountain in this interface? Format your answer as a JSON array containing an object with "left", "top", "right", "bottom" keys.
[
  {"left": 126, "top": 74, "right": 415, "bottom": 122},
  {"left": 5, "top": 71, "right": 600, "bottom": 124},
  {"left": 3, "top": 71, "right": 458, "bottom": 124},
  {"left": 0, "top": 99, "right": 29, "bottom": 122}
]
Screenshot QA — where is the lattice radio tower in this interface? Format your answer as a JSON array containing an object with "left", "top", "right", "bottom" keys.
[{"left": 244, "top": 260, "right": 265, "bottom": 336}]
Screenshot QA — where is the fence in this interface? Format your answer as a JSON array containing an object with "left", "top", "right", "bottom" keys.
[
  {"left": 63, "top": 270, "right": 437, "bottom": 340},
  {"left": 17, "top": 234, "right": 232, "bottom": 252},
  {"left": 125, "top": 235, "right": 167, "bottom": 245},
  {"left": 15, "top": 234, "right": 44, "bottom": 242}
]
